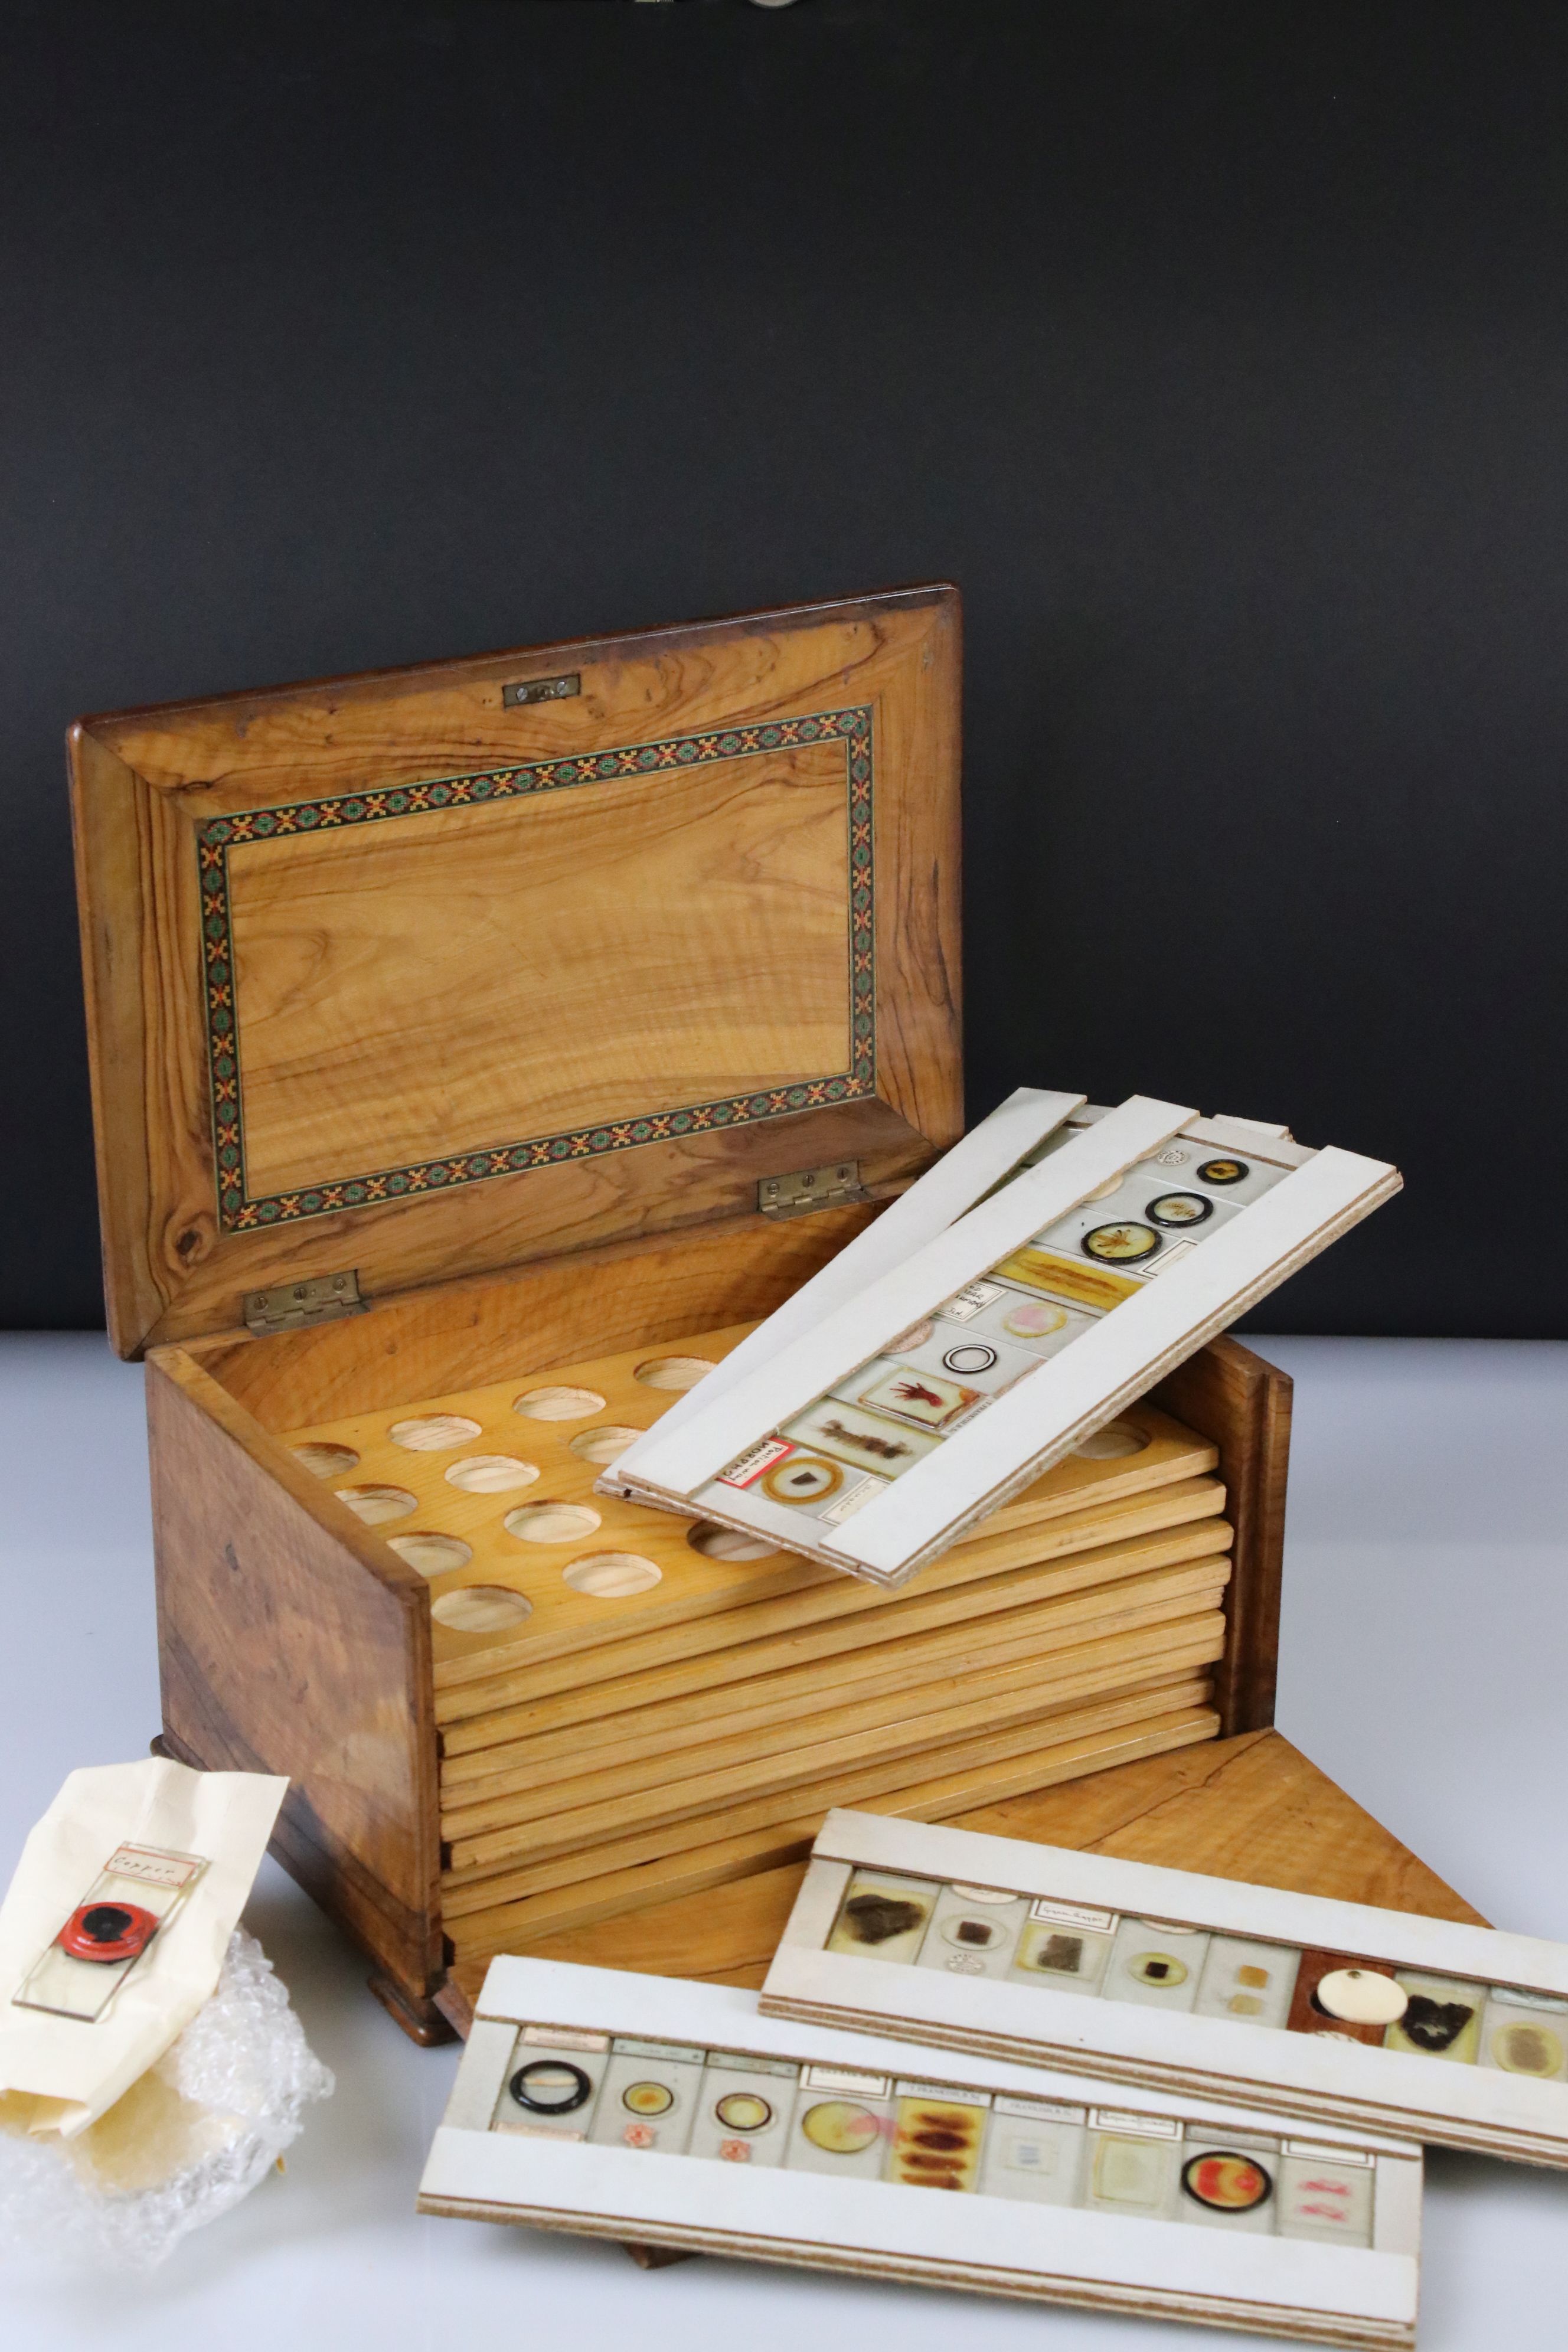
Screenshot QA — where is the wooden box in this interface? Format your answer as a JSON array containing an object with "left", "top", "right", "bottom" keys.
[{"left": 67, "top": 584, "right": 1292, "bottom": 2044}]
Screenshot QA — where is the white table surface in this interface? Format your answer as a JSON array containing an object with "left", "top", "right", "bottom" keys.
[{"left": 2, "top": 1331, "right": 1565, "bottom": 2349}]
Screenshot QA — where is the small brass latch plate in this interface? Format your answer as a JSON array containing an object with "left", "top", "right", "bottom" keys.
[{"left": 502, "top": 672, "right": 581, "bottom": 708}]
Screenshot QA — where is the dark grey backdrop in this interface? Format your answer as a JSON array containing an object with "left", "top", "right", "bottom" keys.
[{"left": 3, "top": 0, "right": 1563, "bottom": 1335}]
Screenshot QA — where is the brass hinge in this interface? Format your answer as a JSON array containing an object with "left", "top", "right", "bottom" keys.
[
  {"left": 757, "top": 1159, "right": 867, "bottom": 1221},
  {"left": 244, "top": 1270, "right": 365, "bottom": 1335}
]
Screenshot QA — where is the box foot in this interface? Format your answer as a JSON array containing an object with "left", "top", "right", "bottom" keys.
[
  {"left": 151, "top": 1732, "right": 460, "bottom": 2052},
  {"left": 368, "top": 1970, "right": 459, "bottom": 2047}
]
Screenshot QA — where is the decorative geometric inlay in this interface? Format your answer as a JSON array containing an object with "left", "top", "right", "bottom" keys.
[{"left": 199, "top": 706, "right": 875, "bottom": 1231}]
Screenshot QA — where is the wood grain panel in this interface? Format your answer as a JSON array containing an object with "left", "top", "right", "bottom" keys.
[
  {"left": 145, "top": 1349, "right": 443, "bottom": 2000},
  {"left": 446, "top": 1641, "right": 1226, "bottom": 1874},
  {"left": 88, "top": 592, "right": 945, "bottom": 802},
  {"left": 264, "top": 1318, "right": 1225, "bottom": 1697},
  {"left": 437, "top": 1558, "right": 1231, "bottom": 1789},
  {"left": 438, "top": 1611, "right": 1229, "bottom": 1826},
  {"left": 68, "top": 731, "right": 218, "bottom": 1357},
  {"left": 227, "top": 741, "right": 852, "bottom": 1196},
  {"left": 67, "top": 729, "right": 161, "bottom": 1353},
  {"left": 443, "top": 1730, "right": 1485, "bottom": 2017},
  {"left": 131, "top": 1197, "right": 1293, "bottom": 2033},
  {"left": 434, "top": 1512, "right": 1231, "bottom": 1724},
  {"left": 445, "top": 1707, "right": 1221, "bottom": 2001},
  {"left": 965, "top": 1724, "right": 1488, "bottom": 1923},
  {"left": 448, "top": 1706, "right": 1220, "bottom": 1963},
  {"left": 189, "top": 1203, "right": 880, "bottom": 1429},
  {"left": 71, "top": 586, "right": 961, "bottom": 1356},
  {"left": 1151, "top": 1335, "right": 1292, "bottom": 1734},
  {"left": 438, "top": 1672, "right": 1215, "bottom": 1907},
  {"left": 286, "top": 1367, "right": 1226, "bottom": 1695}
]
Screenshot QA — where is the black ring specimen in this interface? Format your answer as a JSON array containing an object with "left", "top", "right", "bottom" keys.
[
  {"left": 509, "top": 2059, "right": 594, "bottom": 2114},
  {"left": 942, "top": 1343, "right": 998, "bottom": 1376},
  {"left": 1196, "top": 1158, "right": 1249, "bottom": 1185}
]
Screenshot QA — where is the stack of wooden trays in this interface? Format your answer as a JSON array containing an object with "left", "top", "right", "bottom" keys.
[{"left": 280, "top": 1321, "right": 1235, "bottom": 1982}]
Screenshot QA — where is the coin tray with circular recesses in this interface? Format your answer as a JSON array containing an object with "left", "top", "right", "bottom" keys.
[{"left": 279, "top": 1320, "right": 1229, "bottom": 1680}]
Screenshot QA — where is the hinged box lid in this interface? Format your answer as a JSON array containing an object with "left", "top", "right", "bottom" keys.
[{"left": 69, "top": 586, "right": 962, "bottom": 1357}]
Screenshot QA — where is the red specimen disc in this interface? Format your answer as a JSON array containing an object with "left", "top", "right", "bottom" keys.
[{"left": 57, "top": 1901, "right": 159, "bottom": 1963}]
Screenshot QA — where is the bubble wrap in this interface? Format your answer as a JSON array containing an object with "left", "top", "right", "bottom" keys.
[{"left": 0, "top": 1928, "right": 332, "bottom": 2270}]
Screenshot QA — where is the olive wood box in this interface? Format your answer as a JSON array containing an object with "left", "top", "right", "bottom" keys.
[{"left": 67, "top": 584, "right": 1292, "bottom": 2044}]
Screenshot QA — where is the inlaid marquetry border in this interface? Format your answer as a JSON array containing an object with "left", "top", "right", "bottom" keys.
[{"left": 197, "top": 707, "right": 876, "bottom": 1231}]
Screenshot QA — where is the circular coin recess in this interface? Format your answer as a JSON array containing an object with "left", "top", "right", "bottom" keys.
[
  {"left": 1312, "top": 1968, "right": 1409, "bottom": 2026},
  {"left": 505, "top": 1500, "right": 601, "bottom": 1544},
  {"left": 512, "top": 1386, "right": 605, "bottom": 1421},
  {"left": 509, "top": 2060, "right": 594, "bottom": 2115},
  {"left": 1072, "top": 1418, "right": 1149, "bottom": 1459},
  {"left": 1082, "top": 1221, "right": 1161, "bottom": 1265},
  {"left": 942, "top": 1342, "right": 999, "bottom": 1376},
  {"left": 334, "top": 1483, "right": 417, "bottom": 1525},
  {"left": 633, "top": 1355, "right": 718, "bottom": 1391},
  {"left": 949, "top": 1884, "right": 1019, "bottom": 1905},
  {"left": 562, "top": 1551, "right": 662, "bottom": 1597},
  {"left": 1196, "top": 1157, "right": 1249, "bottom": 1186},
  {"left": 387, "top": 1414, "right": 482, "bottom": 1451},
  {"left": 387, "top": 1531, "right": 473, "bottom": 1577},
  {"left": 687, "top": 1521, "right": 782, "bottom": 1562},
  {"left": 1146, "top": 1190, "right": 1214, "bottom": 1227},
  {"left": 291, "top": 1441, "right": 358, "bottom": 1478},
  {"left": 1181, "top": 2151, "right": 1273, "bottom": 2214},
  {"left": 444, "top": 1454, "right": 541, "bottom": 1494},
  {"left": 567, "top": 1426, "right": 642, "bottom": 1466},
  {"left": 430, "top": 1585, "right": 534, "bottom": 1634}
]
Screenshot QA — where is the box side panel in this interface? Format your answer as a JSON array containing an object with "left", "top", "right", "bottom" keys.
[
  {"left": 1151, "top": 1337, "right": 1292, "bottom": 1735},
  {"left": 67, "top": 728, "right": 206, "bottom": 1358},
  {"left": 871, "top": 584, "right": 962, "bottom": 1154},
  {"left": 146, "top": 1353, "right": 442, "bottom": 2004}
]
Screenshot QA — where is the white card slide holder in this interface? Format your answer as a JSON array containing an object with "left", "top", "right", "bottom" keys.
[
  {"left": 418, "top": 1955, "right": 1422, "bottom": 2349},
  {"left": 760, "top": 1809, "right": 1568, "bottom": 2168},
  {"left": 600, "top": 1085, "right": 1089, "bottom": 1497},
  {"left": 621, "top": 1095, "right": 1400, "bottom": 1586}
]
